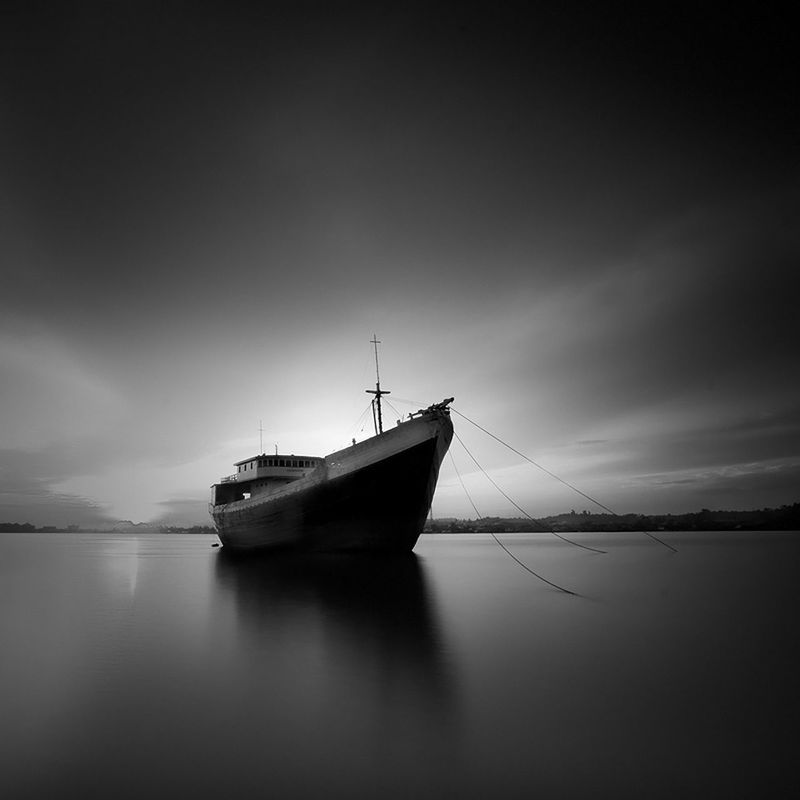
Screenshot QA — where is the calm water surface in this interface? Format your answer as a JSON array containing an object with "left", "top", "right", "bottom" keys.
[{"left": 1, "top": 531, "right": 797, "bottom": 799}]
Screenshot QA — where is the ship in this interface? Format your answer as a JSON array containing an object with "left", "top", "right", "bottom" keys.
[{"left": 209, "top": 339, "right": 453, "bottom": 552}]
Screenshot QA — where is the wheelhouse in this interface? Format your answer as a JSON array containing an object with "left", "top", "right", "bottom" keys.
[{"left": 211, "top": 453, "right": 321, "bottom": 505}]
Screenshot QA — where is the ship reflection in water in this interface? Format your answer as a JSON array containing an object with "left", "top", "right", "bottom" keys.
[
  {"left": 212, "top": 548, "right": 459, "bottom": 796},
  {"left": 2, "top": 533, "right": 797, "bottom": 799}
]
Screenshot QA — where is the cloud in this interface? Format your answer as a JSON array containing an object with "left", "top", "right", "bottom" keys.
[
  {"left": 151, "top": 497, "right": 212, "bottom": 528},
  {"left": 624, "top": 458, "right": 800, "bottom": 513},
  {"left": 507, "top": 187, "right": 798, "bottom": 435},
  {"left": 0, "top": 318, "right": 123, "bottom": 451},
  {"left": 0, "top": 456, "right": 113, "bottom": 528},
  {"left": 1, "top": 5, "right": 796, "bottom": 525}
]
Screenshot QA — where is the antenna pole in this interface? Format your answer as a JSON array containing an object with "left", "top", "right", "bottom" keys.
[
  {"left": 366, "top": 334, "right": 390, "bottom": 434},
  {"left": 372, "top": 333, "right": 381, "bottom": 385}
]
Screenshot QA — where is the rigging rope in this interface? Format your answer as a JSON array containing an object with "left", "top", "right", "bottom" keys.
[
  {"left": 448, "top": 449, "right": 482, "bottom": 520},
  {"left": 348, "top": 400, "right": 375, "bottom": 440},
  {"left": 453, "top": 408, "right": 615, "bottom": 512},
  {"left": 382, "top": 398, "right": 404, "bottom": 422},
  {"left": 447, "top": 450, "right": 576, "bottom": 595},
  {"left": 391, "top": 396, "right": 428, "bottom": 408},
  {"left": 451, "top": 407, "right": 677, "bottom": 554},
  {"left": 453, "top": 431, "right": 606, "bottom": 554}
]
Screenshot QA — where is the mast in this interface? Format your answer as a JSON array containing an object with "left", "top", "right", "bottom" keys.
[{"left": 366, "top": 333, "right": 390, "bottom": 435}]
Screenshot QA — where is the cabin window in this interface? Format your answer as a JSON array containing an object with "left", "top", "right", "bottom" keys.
[{"left": 279, "top": 459, "right": 285, "bottom": 467}]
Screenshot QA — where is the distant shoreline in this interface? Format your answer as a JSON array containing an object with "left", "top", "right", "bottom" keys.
[
  {"left": 424, "top": 503, "right": 800, "bottom": 533},
  {"left": 0, "top": 524, "right": 217, "bottom": 535},
  {"left": 2, "top": 503, "right": 798, "bottom": 534}
]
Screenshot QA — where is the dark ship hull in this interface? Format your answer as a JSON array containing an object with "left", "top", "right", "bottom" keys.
[{"left": 210, "top": 404, "right": 453, "bottom": 552}]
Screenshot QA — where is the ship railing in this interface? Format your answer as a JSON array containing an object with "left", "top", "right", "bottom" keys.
[
  {"left": 409, "top": 397, "right": 455, "bottom": 418},
  {"left": 220, "top": 474, "right": 238, "bottom": 483}
]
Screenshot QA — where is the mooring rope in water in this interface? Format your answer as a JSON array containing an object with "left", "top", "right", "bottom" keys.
[
  {"left": 450, "top": 407, "right": 677, "bottom": 554},
  {"left": 489, "top": 533, "right": 577, "bottom": 595},
  {"left": 447, "top": 449, "right": 577, "bottom": 595},
  {"left": 453, "top": 430, "right": 606, "bottom": 554}
]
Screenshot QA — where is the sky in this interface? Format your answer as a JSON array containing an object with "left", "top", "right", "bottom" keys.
[{"left": 1, "top": 1, "right": 798, "bottom": 526}]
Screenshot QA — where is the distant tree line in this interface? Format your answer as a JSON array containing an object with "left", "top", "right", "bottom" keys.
[
  {"left": 0, "top": 523, "right": 82, "bottom": 533},
  {"left": 158, "top": 525, "right": 217, "bottom": 534},
  {"left": 0, "top": 523, "right": 217, "bottom": 534},
  {"left": 424, "top": 503, "right": 800, "bottom": 533},
  {"left": 3, "top": 504, "right": 799, "bottom": 534}
]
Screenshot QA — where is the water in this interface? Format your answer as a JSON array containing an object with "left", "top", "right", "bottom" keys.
[{"left": 1, "top": 531, "right": 797, "bottom": 799}]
